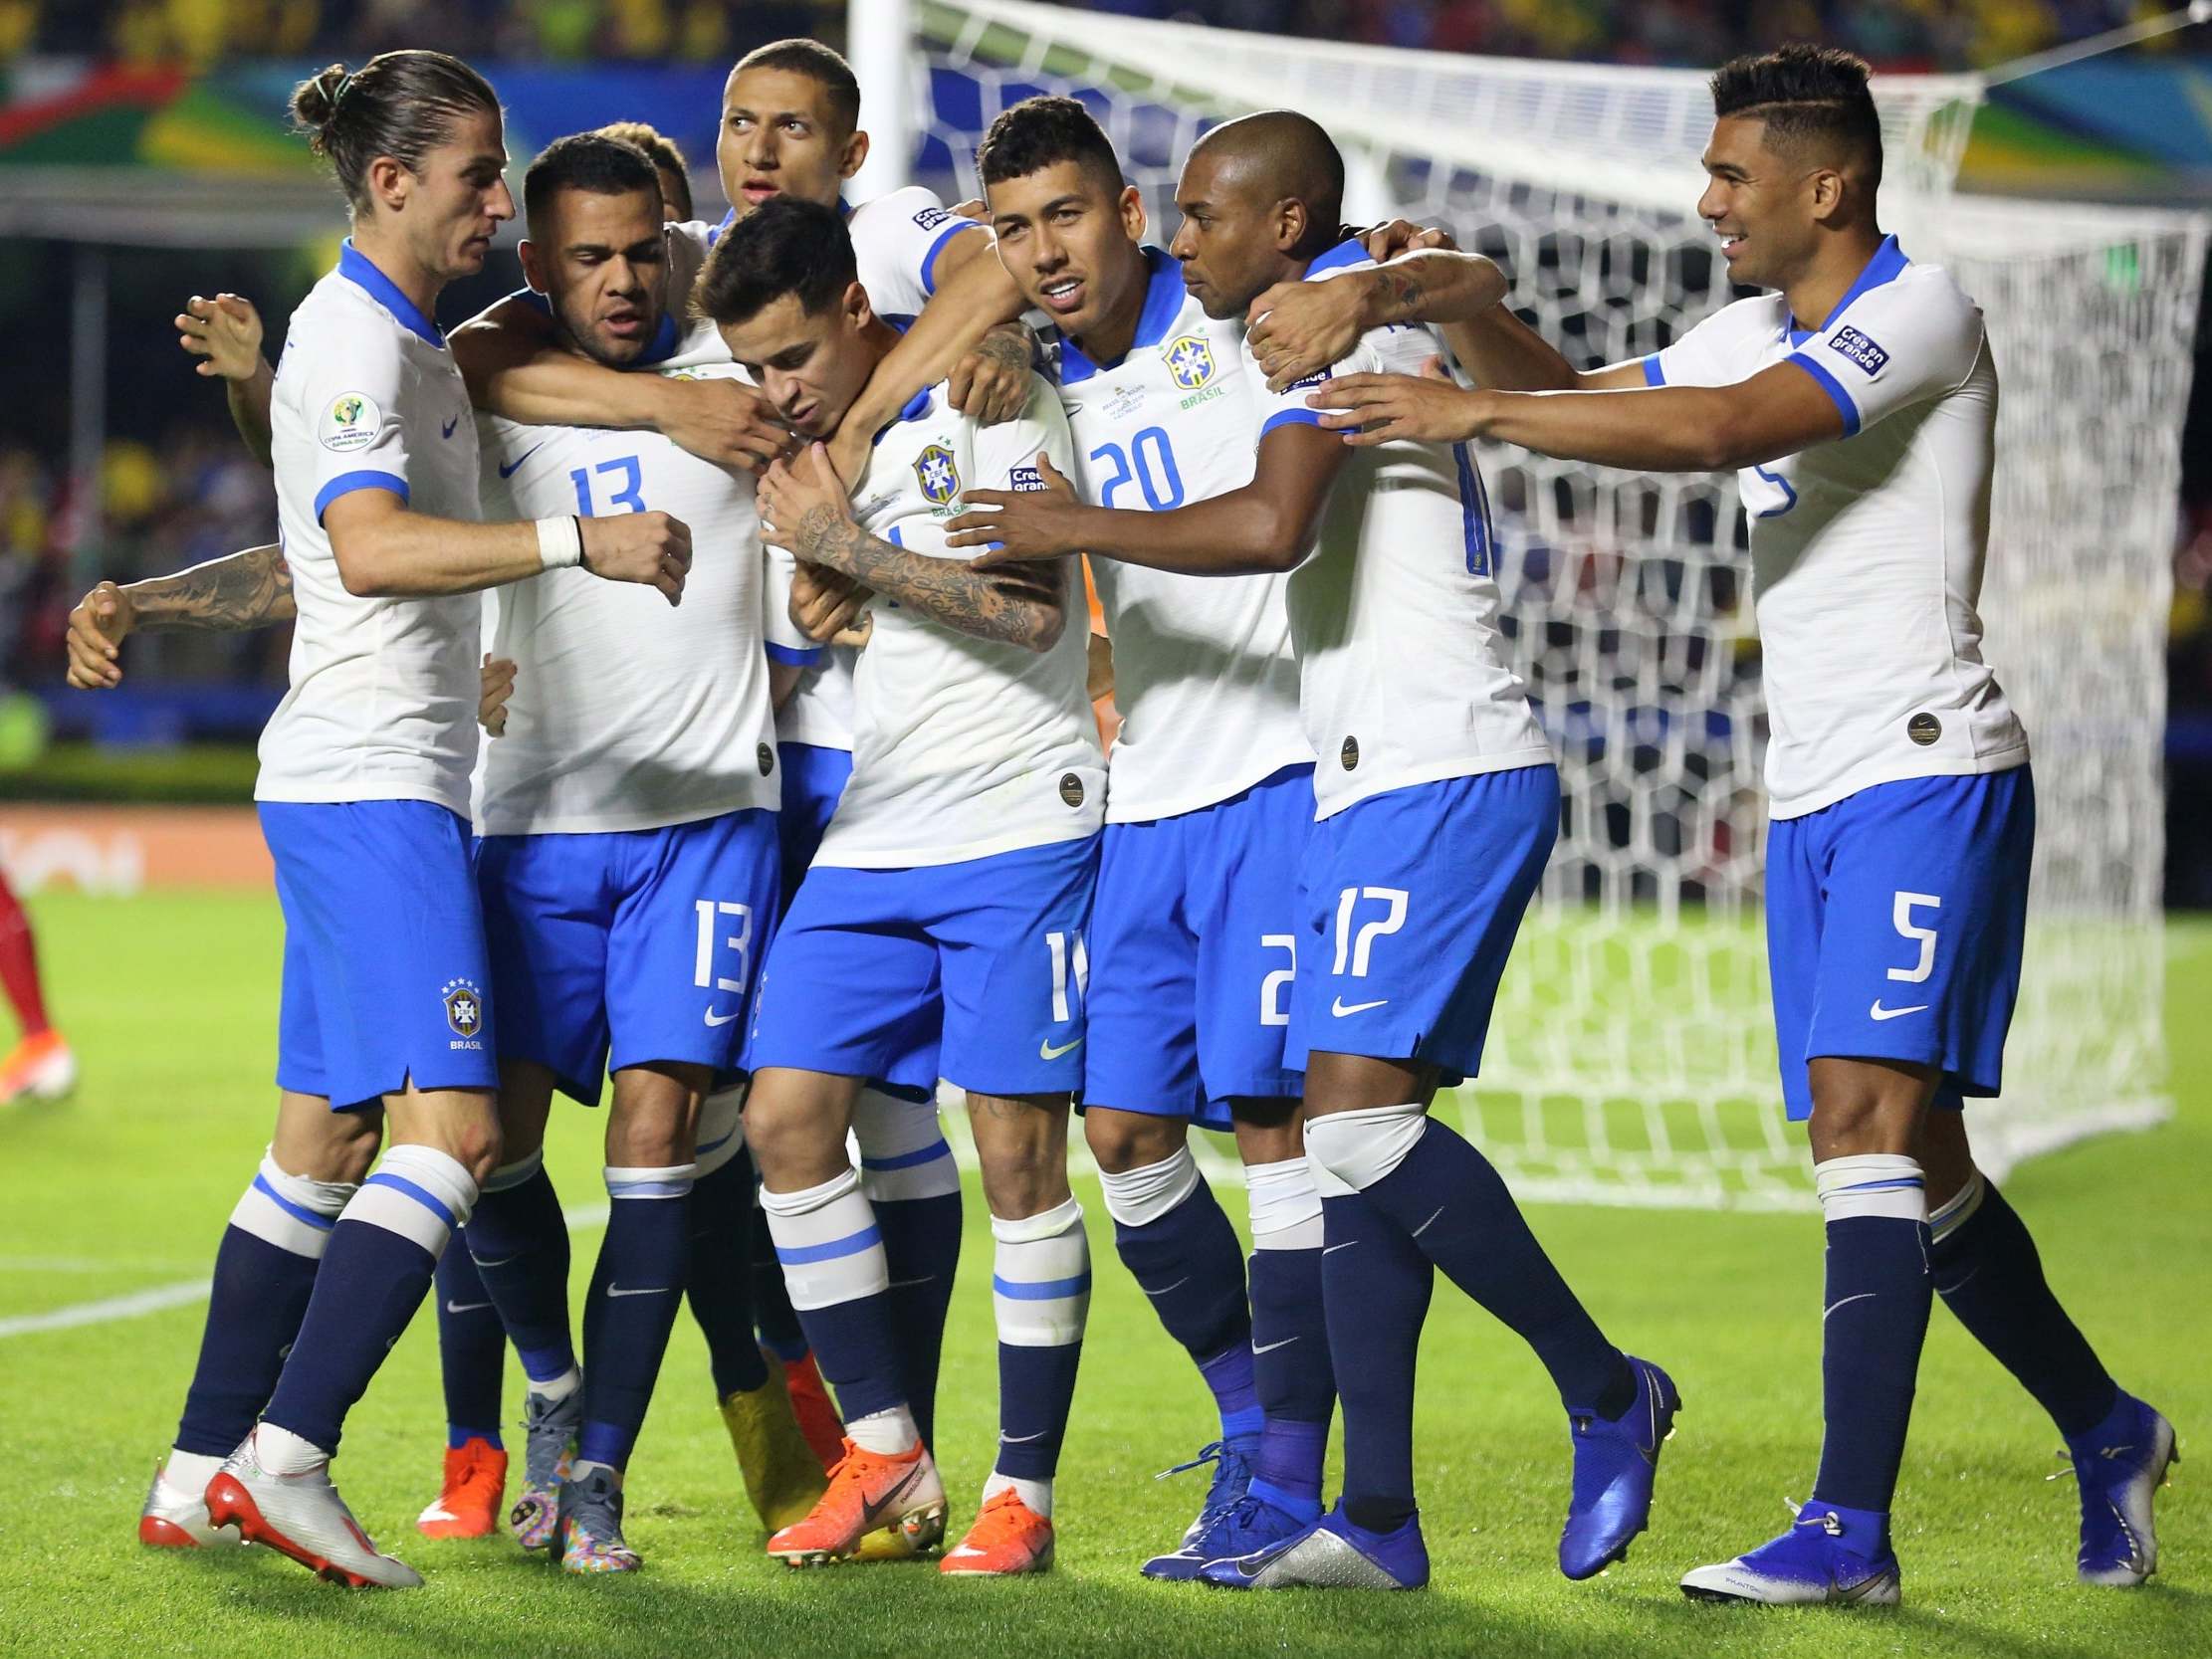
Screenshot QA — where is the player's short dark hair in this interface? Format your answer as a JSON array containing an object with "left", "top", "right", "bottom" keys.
[
  {"left": 733, "top": 39, "right": 862, "bottom": 137},
  {"left": 290, "top": 50, "right": 503, "bottom": 212},
  {"left": 977, "top": 95, "right": 1123, "bottom": 197},
  {"left": 1710, "top": 43, "right": 1883, "bottom": 189},
  {"left": 523, "top": 132, "right": 663, "bottom": 236},
  {"left": 693, "top": 196, "right": 858, "bottom": 326},
  {"left": 596, "top": 120, "right": 694, "bottom": 219}
]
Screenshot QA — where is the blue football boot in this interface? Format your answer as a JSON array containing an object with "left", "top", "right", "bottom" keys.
[
  {"left": 1679, "top": 1501, "right": 1901, "bottom": 1605},
  {"left": 1560, "top": 1354, "right": 1681, "bottom": 1578},
  {"left": 1141, "top": 1492, "right": 1312, "bottom": 1581},
  {"left": 1155, "top": 1439, "right": 1255, "bottom": 1550},
  {"left": 1200, "top": 1504, "right": 1429, "bottom": 1590},
  {"left": 2064, "top": 1392, "right": 2178, "bottom": 1587}
]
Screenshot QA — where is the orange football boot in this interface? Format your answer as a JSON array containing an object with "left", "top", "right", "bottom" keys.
[
  {"left": 940, "top": 1488, "right": 1055, "bottom": 1576},
  {"left": 766, "top": 1438, "right": 946, "bottom": 1567}
]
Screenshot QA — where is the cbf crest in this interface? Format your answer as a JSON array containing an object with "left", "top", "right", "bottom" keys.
[
  {"left": 442, "top": 976, "right": 486, "bottom": 1047},
  {"left": 1166, "top": 334, "right": 1216, "bottom": 391},
  {"left": 915, "top": 443, "right": 961, "bottom": 506}
]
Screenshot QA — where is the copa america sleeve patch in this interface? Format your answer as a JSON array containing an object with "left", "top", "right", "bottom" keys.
[
  {"left": 1009, "top": 465, "right": 1048, "bottom": 493},
  {"left": 1827, "top": 326, "right": 1889, "bottom": 377},
  {"left": 320, "top": 391, "right": 385, "bottom": 453}
]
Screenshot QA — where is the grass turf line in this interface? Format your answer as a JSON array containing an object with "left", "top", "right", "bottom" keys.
[{"left": 0, "top": 890, "right": 2203, "bottom": 1658}]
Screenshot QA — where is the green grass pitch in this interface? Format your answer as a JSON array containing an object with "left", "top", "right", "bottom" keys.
[{"left": 1, "top": 889, "right": 2205, "bottom": 1658}]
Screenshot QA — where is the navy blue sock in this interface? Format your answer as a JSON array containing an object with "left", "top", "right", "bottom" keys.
[
  {"left": 434, "top": 1234, "right": 505, "bottom": 1447},
  {"left": 577, "top": 1168, "right": 693, "bottom": 1471},
  {"left": 685, "top": 1152, "right": 769, "bottom": 1399},
  {"left": 1110, "top": 1179, "right": 1254, "bottom": 1436},
  {"left": 1321, "top": 1189, "right": 1433, "bottom": 1536},
  {"left": 994, "top": 1341, "right": 1084, "bottom": 1480},
  {"left": 1366, "top": 1119, "right": 1633, "bottom": 1418},
  {"left": 750, "top": 1201, "right": 809, "bottom": 1362},
  {"left": 467, "top": 1164, "right": 573, "bottom": 1384},
  {"left": 175, "top": 1226, "right": 321, "bottom": 1457},
  {"left": 1248, "top": 1245, "right": 1333, "bottom": 1513},
  {"left": 1812, "top": 1214, "right": 1934, "bottom": 1520},
  {"left": 1931, "top": 1180, "right": 2117, "bottom": 1439},
  {"left": 873, "top": 1190, "right": 963, "bottom": 1448},
  {"left": 262, "top": 1220, "right": 438, "bottom": 1454}
]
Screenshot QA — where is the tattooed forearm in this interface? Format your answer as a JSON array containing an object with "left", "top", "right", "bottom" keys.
[
  {"left": 129, "top": 543, "right": 295, "bottom": 631},
  {"left": 974, "top": 321, "right": 1034, "bottom": 373},
  {"left": 796, "top": 507, "right": 1062, "bottom": 650},
  {"left": 1373, "top": 269, "right": 1424, "bottom": 323}
]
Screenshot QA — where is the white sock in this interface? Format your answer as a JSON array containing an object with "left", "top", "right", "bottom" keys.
[
  {"left": 161, "top": 1447, "right": 226, "bottom": 1495},
  {"left": 982, "top": 1469, "right": 1052, "bottom": 1519},
  {"left": 846, "top": 1404, "right": 921, "bottom": 1456},
  {"left": 527, "top": 1365, "right": 581, "bottom": 1404},
  {"left": 254, "top": 1422, "right": 330, "bottom": 1476}
]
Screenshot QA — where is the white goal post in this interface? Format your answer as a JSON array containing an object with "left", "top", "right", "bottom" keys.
[{"left": 881, "top": 0, "right": 2200, "bottom": 1208}]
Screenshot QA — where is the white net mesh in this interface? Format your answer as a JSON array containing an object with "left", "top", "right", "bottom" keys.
[{"left": 911, "top": 0, "right": 2194, "bottom": 1207}]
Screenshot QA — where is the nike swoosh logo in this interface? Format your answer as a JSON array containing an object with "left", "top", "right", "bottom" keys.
[
  {"left": 444, "top": 1299, "right": 493, "bottom": 1315},
  {"left": 606, "top": 1283, "right": 675, "bottom": 1299},
  {"left": 443, "top": 415, "right": 460, "bottom": 439},
  {"left": 1869, "top": 1000, "right": 1929, "bottom": 1021},
  {"left": 1331, "top": 996, "right": 1389, "bottom": 1017},
  {"left": 1322, "top": 1241, "right": 1358, "bottom": 1255},
  {"left": 887, "top": 1276, "right": 937, "bottom": 1289},
  {"left": 947, "top": 1544, "right": 989, "bottom": 1558},
  {"left": 1252, "top": 1337, "right": 1299, "bottom": 1354},
  {"left": 859, "top": 1463, "right": 925, "bottom": 1528},
  {"left": 1411, "top": 1205, "right": 1445, "bottom": 1237},
  {"left": 1039, "top": 1036, "right": 1083, "bottom": 1060},
  {"left": 472, "top": 1253, "right": 517, "bottom": 1268},
  {"left": 1138, "top": 1277, "right": 1189, "bottom": 1298},
  {"left": 498, "top": 442, "right": 543, "bottom": 477},
  {"left": 998, "top": 1430, "right": 1048, "bottom": 1443},
  {"left": 1824, "top": 1292, "right": 1877, "bottom": 1321},
  {"left": 705, "top": 1007, "right": 740, "bottom": 1027}
]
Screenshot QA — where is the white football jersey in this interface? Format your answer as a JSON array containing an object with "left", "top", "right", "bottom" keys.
[
  {"left": 472, "top": 331, "right": 808, "bottom": 836},
  {"left": 258, "top": 241, "right": 483, "bottom": 816},
  {"left": 1248, "top": 243, "right": 1551, "bottom": 819},
  {"left": 667, "top": 186, "right": 988, "bottom": 753},
  {"left": 1646, "top": 236, "right": 2027, "bottom": 818},
  {"left": 813, "top": 374, "right": 1104, "bottom": 867},
  {"left": 1051, "top": 248, "right": 1311, "bottom": 822}
]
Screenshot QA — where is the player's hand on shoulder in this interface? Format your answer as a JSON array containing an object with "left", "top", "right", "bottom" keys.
[
  {"left": 950, "top": 197, "right": 989, "bottom": 223},
  {"left": 1247, "top": 275, "right": 1367, "bottom": 393},
  {"left": 1359, "top": 218, "right": 1455, "bottom": 262},
  {"left": 949, "top": 321, "right": 1037, "bottom": 427},
  {"left": 790, "top": 560, "right": 872, "bottom": 645},
  {"left": 1309, "top": 354, "right": 1485, "bottom": 447},
  {"left": 176, "top": 294, "right": 266, "bottom": 382},
  {"left": 478, "top": 653, "right": 518, "bottom": 736},
  {"left": 947, "top": 451, "right": 1080, "bottom": 567},
  {"left": 662, "top": 375, "right": 792, "bottom": 475},
  {"left": 580, "top": 511, "right": 692, "bottom": 605},
  {"left": 65, "top": 581, "right": 134, "bottom": 689}
]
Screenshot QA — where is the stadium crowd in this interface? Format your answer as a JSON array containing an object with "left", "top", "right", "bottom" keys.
[{"left": 0, "top": 0, "right": 2185, "bottom": 72}]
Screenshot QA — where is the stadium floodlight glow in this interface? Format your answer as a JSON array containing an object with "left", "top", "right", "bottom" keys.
[{"left": 905, "top": 0, "right": 2201, "bottom": 1209}]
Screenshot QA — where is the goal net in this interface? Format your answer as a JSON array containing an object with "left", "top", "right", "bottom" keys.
[{"left": 905, "top": 0, "right": 2197, "bottom": 1207}]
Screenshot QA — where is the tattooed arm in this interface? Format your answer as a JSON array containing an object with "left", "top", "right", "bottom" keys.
[
  {"left": 1244, "top": 245, "right": 1510, "bottom": 391},
  {"left": 66, "top": 543, "right": 293, "bottom": 689},
  {"left": 758, "top": 445, "right": 1065, "bottom": 653}
]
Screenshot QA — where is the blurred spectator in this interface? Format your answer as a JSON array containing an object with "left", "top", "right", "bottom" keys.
[{"left": 0, "top": 0, "right": 2192, "bottom": 71}]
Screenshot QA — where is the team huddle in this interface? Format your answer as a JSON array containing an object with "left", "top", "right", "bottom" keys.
[{"left": 67, "top": 35, "right": 2177, "bottom": 1607}]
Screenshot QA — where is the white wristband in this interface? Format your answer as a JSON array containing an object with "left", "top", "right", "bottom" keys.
[{"left": 536, "top": 515, "right": 583, "bottom": 571}]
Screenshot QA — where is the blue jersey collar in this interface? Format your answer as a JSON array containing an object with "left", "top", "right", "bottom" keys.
[
  {"left": 1060, "top": 246, "right": 1187, "bottom": 386},
  {"left": 338, "top": 239, "right": 443, "bottom": 347},
  {"left": 871, "top": 384, "right": 936, "bottom": 447},
  {"left": 1304, "top": 237, "right": 1370, "bottom": 278},
  {"left": 1786, "top": 234, "right": 1907, "bottom": 344},
  {"left": 505, "top": 287, "right": 681, "bottom": 366}
]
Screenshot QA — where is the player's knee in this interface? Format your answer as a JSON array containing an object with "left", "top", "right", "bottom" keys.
[
  {"left": 1083, "top": 1109, "right": 1185, "bottom": 1175},
  {"left": 1805, "top": 1059, "right": 1931, "bottom": 1160},
  {"left": 274, "top": 1104, "right": 382, "bottom": 1185},
  {"left": 978, "top": 1141, "right": 1071, "bottom": 1220},
  {"left": 743, "top": 1084, "right": 843, "bottom": 1185},
  {"left": 448, "top": 1118, "right": 504, "bottom": 1187}
]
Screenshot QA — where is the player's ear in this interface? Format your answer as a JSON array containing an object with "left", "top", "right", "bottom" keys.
[
  {"left": 842, "top": 279, "right": 872, "bottom": 333},
  {"left": 1275, "top": 196, "right": 1309, "bottom": 257},
  {"left": 1118, "top": 183, "right": 1147, "bottom": 243},
  {"left": 517, "top": 238, "right": 546, "bottom": 295},
  {"left": 839, "top": 125, "right": 870, "bottom": 183},
  {"left": 363, "top": 152, "right": 409, "bottom": 214},
  {"left": 1806, "top": 165, "right": 1846, "bottom": 225}
]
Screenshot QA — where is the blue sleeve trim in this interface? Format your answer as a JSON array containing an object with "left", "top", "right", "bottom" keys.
[
  {"left": 313, "top": 469, "right": 409, "bottom": 522},
  {"left": 766, "top": 641, "right": 824, "bottom": 667},
  {"left": 1258, "top": 408, "right": 1326, "bottom": 440},
  {"left": 1786, "top": 352, "right": 1862, "bottom": 437},
  {"left": 1642, "top": 354, "right": 1665, "bottom": 387},
  {"left": 919, "top": 219, "right": 983, "bottom": 299}
]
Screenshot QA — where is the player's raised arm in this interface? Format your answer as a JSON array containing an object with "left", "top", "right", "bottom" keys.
[
  {"left": 760, "top": 441, "right": 1065, "bottom": 651},
  {"left": 64, "top": 541, "right": 294, "bottom": 688},
  {"left": 177, "top": 294, "right": 278, "bottom": 465},
  {"left": 321, "top": 484, "right": 691, "bottom": 603}
]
